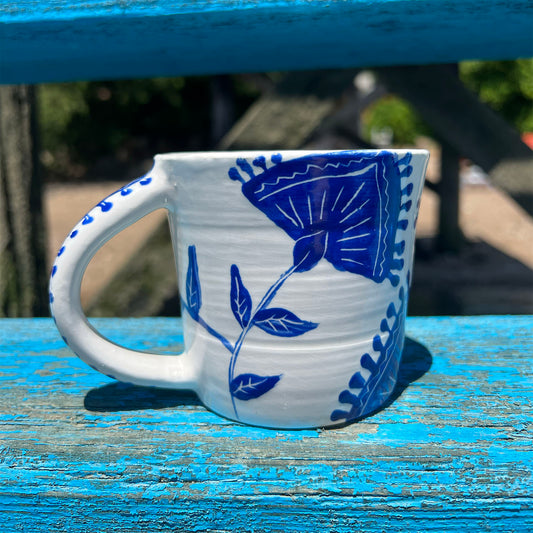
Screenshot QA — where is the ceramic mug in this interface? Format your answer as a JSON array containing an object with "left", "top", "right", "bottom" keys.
[{"left": 50, "top": 149, "right": 429, "bottom": 428}]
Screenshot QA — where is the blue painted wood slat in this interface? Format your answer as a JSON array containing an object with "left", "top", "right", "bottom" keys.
[
  {"left": 1, "top": 1, "right": 532, "bottom": 84},
  {"left": 0, "top": 316, "right": 531, "bottom": 531}
]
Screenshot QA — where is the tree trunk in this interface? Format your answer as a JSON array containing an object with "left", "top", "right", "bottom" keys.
[
  {"left": 0, "top": 85, "right": 48, "bottom": 317},
  {"left": 210, "top": 75, "right": 236, "bottom": 146},
  {"left": 437, "top": 140, "right": 464, "bottom": 252}
]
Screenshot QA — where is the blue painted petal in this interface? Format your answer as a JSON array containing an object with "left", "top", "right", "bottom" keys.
[
  {"left": 238, "top": 151, "right": 406, "bottom": 283},
  {"left": 349, "top": 371, "right": 366, "bottom": 389}
]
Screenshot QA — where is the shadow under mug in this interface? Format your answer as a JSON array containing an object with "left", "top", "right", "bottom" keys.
[{"left": 50, "top": 149, "right": 429, "bottom": 428}]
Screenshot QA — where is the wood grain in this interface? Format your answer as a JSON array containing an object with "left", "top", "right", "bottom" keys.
[
  {"left": 0, "top": 316, "right": 531, "bottom": 531},
  {"left": 1, "top": 1, "right": 532, "bottom": 83}
]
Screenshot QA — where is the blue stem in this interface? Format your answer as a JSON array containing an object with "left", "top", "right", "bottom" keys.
[
  {"left": 180, "top": 298, "right": 234, "bottom": 354},
  {"left": 228, "top": 264, "right": 297, "bottom": 418}
]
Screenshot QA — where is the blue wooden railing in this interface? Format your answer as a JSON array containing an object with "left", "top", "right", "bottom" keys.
[
  {"left": 1, "top": 316, "right": 532, "bottom": 530},
  {"left": 1, "top": 1, "right": 532, "bottom": 83}
]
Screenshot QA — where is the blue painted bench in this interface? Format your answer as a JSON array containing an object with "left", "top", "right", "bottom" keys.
[
  {"left": 0, "top": 317, "right": 531, "bottom": 530},
  {"left": 1, "top": 1, "right": 532, "bottom": 530},
  {"left": 1, "top": 0, "right": 532, "bottom": 83}
]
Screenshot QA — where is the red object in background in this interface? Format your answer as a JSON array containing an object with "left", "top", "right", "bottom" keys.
[{"left": 522, "top": 132, "right": 533, "bottom": 149}]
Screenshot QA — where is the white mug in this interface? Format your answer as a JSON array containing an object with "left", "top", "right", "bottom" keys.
[{"left": 50, "top": 149, "right": 429, "bottom": 428}]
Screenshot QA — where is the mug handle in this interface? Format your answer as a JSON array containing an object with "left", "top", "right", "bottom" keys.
[{"left": 49, "top": 169, "right": 197, "bottom": 389}]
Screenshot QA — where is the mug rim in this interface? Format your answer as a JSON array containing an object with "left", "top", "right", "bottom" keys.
[{"left": 154, "top": 148, "right": 430, "bottom": 161}]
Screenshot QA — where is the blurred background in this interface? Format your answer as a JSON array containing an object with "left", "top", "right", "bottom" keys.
[{"left": 2, "top": 60, "right": 533, "bottom": 317}]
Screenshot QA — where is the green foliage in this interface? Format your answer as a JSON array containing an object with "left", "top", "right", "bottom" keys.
[
  {"left": 362, "top": 95, "right": 431, "bottom": 145},
  {"left": 38, "top": 82, "right": 89, "bottom": 153},
  {"left": 37, "top": 61, "right": 532, "bottom": 181},
  {"left": 39, "top": 78, "right": 210, "bottom": 167},
  {"left": 362, "top": 60, "right": 533, "bottom": 147},
  {"left": 459, "top": 59, "right": 533, "bottom": 133},
  {"left": 38, "top": 76, "right": 259, "bottom": 180}
]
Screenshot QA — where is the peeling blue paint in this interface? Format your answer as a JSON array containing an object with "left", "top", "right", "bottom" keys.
[{"left": 0, "top": 316, "right": 531, "bottom": 531}]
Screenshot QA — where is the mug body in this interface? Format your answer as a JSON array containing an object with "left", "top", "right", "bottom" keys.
[{"left": 155, "top": 149, "right": 428, "bottom": 428}]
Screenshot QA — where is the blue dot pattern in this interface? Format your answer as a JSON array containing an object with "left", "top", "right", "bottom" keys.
[{"left": 49, "top": 174, "right": 153, "bottom": 318}]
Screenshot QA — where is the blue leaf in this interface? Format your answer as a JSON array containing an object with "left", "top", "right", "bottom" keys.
[
  {"left": 230, "top": 373, "right": 281, "bottom": 401},
  {"left": 230, "top": 264, "right": 252, "bottom": 328},
  {"left": 254, "top": 308, "right": 318, "bottom": 337},
  {"left": 186, "top": 245, "right": 202, "bottom": 318}
]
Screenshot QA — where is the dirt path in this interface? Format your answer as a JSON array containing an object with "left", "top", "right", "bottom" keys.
[
  {"left": 413, "top": 184, "right": 533, "bottom": 314},
  {"left": 44, "top": 182, "right": 167, "bottom": 308}
]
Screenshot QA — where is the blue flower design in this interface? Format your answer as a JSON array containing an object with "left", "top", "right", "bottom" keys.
[
  {"left": 183, "top": 151, "right": 415, "bottom": 423},
  {"left": 230, "top": 151, "right": 413, "bottom": 285}
]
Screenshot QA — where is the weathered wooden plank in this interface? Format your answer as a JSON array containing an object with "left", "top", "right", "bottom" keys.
[
  {"left": 0, "top": 316, "right": 531, "bottom": 530},
  {"left": 1, "top": 0, "right": 532, "bottom": 84},
  {"left": 374, "top": 64, "right": 533, "bottom": 216}
]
